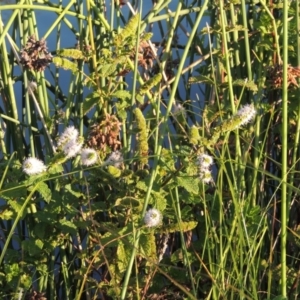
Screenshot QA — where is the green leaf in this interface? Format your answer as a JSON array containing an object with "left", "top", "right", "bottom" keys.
[
  {"left": 57, "top": 49, "right": 86, "bottom": 59},
  {"left": 159, "top": 221, "right": 198, "bottom": 234},
  {"left": 232, "top": 79, "right": 258, "bottom": 92},
  {"left": 188, "top": 75, "right": 215, "bottom": 85},
  {"left": 82, "top": 91, "right": 101, "bottom": 115},
  {"left": 4, "top": 263, "right": 19, "bottom": 283},
  {"left": 48, "top": 163, "right": 64, "bottom": 174},
  {"left": 99, "top": 63, "right": 117, "bottom": 77},
  {"left": 140, "top": 232, "right": 157, "bottom": 261},
  {"left": 52, "top": 57, "right": 79, "bottom": 73},
  {"left": 114, "top": 13, "right": 140, "bottom": 46},
  {"left": 117, "top": 241, "right": 130, "bottom": 273},
  {"left": 58, "top": 219, "right": 78, "bottom": 235},
  {"left": 0, "top": 208, "right": 14, "bottom": 220},
  {"left": 108, "top": 165, "right": 122, "bottom": 178},
  {"left": 116, "top": 106, "right": 127, "bottom": 120},
  {"left": 36, "top": 182, "right": 52, "bottom": 203},
  {"left": 22, "top": 239, "right": 44, "bottom": 256},
  {"left": 8, "top": 199, "right": 26, "bottom": 218},
  {"left": 176, "top": 176, "right": 199, "bottom": 194},
  {"left": 113, "top": 90, "right": 132, "bottom": 100},
  {"left": 65, "top": 184, "right": 85, "bottom": 199},
  {"left": 115, "top": 197, "right": 141, "bottom": 208},
  {"left": 0, "top": 183, "right": 27, "bottom": 200},
  {"left": 150, "top": 191, "right": 167, "bottom": 212}
]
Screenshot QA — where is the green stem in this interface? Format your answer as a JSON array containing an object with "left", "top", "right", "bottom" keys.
[
  {"left": 219, "top": 0, "right": 235, "bottom": 112},
  {"left": 0, "top": 182, "right": 40, "bottom": 265},
  {"left": 281, "top": 0, "right": 289, "bottom": 297}
]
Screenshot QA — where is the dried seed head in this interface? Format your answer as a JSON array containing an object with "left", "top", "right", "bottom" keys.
[
  {"left": 20, "top": 35, "right": 52, "bottom": 72},
  {"left": 87, "top": 114, "right": 122, "bottom": 151}
]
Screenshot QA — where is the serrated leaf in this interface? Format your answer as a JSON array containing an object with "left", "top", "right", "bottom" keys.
[
  {"left": 48, "top": 163, "right": 64, "bottom": 174},
  {"left": 52, "top": 57, "right": 79, "bottom": 73},
  {"left": 58, "top": 219, "right": 77, "bottom": 235},
  {"left": 232, "top": 79, "right": 258, "bottom": 92},
  {"left": 113, "top": 90, "right": 132, "bottom": 100},
  {"left": 107, "top": 165, "right": 121, "bottom": 178},
  {"left": 114, "top": 13, "right": 140, "bottom": 46},
  {"left": 159, "top": 221, "right": 198, "bottom": 234},
  {"left": 176, "top": 176, "right": 199, "bottom": 194},
  {"left": 188, "top": 75, "right": 214, "bottom": 85},
  {"left": 99, "top": 63, "right": 117, "bottom": 77},
  {"left": 0, "top": 208, "right": 14, "bottom": 220},
  {"left": 115, "top": 197, "right": 141, "bottom": 208},
  {"left": 8, "top": 199, "right": 24, "bottom": 216},
  {"left": 150, "top": 191, "right": 167, "bottom": 212},
  {"left": 117, "top": 241, "right": 130, "bottom": 273},
  {"left": 22, "top": 239, "right": 44, "bottom": 256},
  {"left": 57, "top": 49, "right": 85, "bottom": 59},
  {"left": 116, "top": 107, "right": 127, "bottom": 120},
  {"left": 140, "top": 232, "right": 157, "bottom": 261},
  {"left": 36, "top": 182, "right": 52, "bottom": 203},
  {"left": 136, "top": 180, "right": 148, "bottom": 191},
  {"left": 82, "top": 91, "right": 101, "bottom": 115}
]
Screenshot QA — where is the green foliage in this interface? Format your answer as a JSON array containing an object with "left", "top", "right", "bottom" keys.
[
  {"left": 52, "top": 57, "right": 79, "bottom": 73},
  {"left": 134, "top": 107, "right": 149, "bottom": 164},
  {"left": 0, "top": 0, "right": 297, "bottom": 299}
]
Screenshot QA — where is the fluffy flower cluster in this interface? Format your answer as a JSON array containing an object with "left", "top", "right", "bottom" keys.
[
  {"left": 81, "top": 148, "right": 98, "bottom": 166},
  {"left": 217, "top": 104, "right": 256, "bottom": 134},
  {"left": 22, "top": 126, "right": 100, "bottom": 176},
  {"left": 105, "top": 150, "right": 123, "bottom": 168},
  {"left": 196, "top": 153, "right": 214, "bottom": 184},
  {"left": 144, "top": 208, "right": 162, "bottom": 227},
  {"left": 22, "top": 157, "right": 46, "bottom": 176},
  {"left": 235, "top": 104, "right": 256, "bottom": 126},
  {"left": 57, "top": 126, "right": 83, "bottom": 158}
]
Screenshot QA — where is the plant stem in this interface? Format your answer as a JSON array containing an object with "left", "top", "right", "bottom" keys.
[{"left": 281, "top": 0, "right": 289, "bottom": 297}]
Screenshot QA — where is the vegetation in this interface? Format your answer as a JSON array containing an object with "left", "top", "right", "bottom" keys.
[{"left": 0, "top": 0, "right": 299, "bottom": 299}]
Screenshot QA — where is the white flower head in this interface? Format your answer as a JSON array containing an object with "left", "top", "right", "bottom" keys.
[
  {"left": 197, "top": 153, "right": 213, "bottom": 169},
  {"left": 235, "top": 104, "right": 256, "bottom": 127},
  {"left": 57, "top": 126, "right": 79, "bottom": 148},
  {"left": 105, "top": 150, "right": 123, "bottom": 168},
  {"left": 22, "top": 157, "right": 47, "bottom": 176},
  {"left": 63, "top": 139, "right": 83, "bottom": 158},
  {"left": 199, "top": 169, "right": 213, "bottom": 185},
  {"left": 144, "top": 208, "right": 162, "bottom": 227},
  {"left": 81, "top": 148, "right": 98, "bottom": 166}
]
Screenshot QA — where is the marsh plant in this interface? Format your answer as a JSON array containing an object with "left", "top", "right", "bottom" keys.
[{"left": 0, "top": 0, "right": 300, "bottom": 299}]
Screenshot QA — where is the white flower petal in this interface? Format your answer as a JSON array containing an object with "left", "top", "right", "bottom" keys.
[
  {"left": 105, "top": 151, "right": 123, "bottom": 168},
  {"left": 197, "top": 153, "right": 214, "bottom": 169},
  {"left": 57, "top": 126, "right": 79, "bottom": 147},
  {"left": 144, "top": 208, "right": 162, "bottom": 227},
  {"left": 63, "top": 139, "right": 83, "bottom": 158},
  {"left": 22, "top": 157, "right": 46, "bottom": 175},
  {"left": 81, "top": 148, "right": 98, "bottom": 166},
  {"left": 236, "top": 104, "right": 256, "bottom": 126}
]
